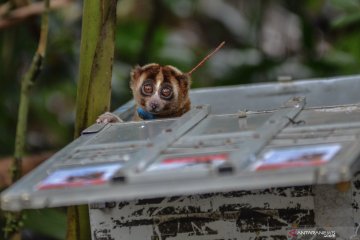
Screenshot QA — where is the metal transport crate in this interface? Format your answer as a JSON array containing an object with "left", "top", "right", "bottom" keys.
[{"left": 2, "top": 75, "right": 360, "bottom": 239}]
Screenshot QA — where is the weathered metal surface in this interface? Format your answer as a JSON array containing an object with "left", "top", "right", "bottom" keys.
[
  {"left": 223, "top": 96, "right": 306, "bottom": 173},
  {"left": 90, "top": 172, "right": 360, "bottom": 240},
  {"left": 112, "top": 105, "right": 210, "bottom": 180},
  {"left": 2, "top": 104, "right": 360, "bottom": 210},
  {"left": 2, "top": 75, "right": 360, "bottom": 216},
  {"left": 188, "top": 75, "right": 360, "bottom": 114},
  {"left": 91, "top": 186, "right": 315, "bottom": 240},
  {"left": 1, "top": 74, "right": 360, "bottom": 239}
]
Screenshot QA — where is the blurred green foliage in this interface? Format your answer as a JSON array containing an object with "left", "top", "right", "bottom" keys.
[
  {"left": 1, "top": 0, "right": 360, "bottom": 239},
  {"left": 23, "top": 208, "right": 67, "bottom": 239}
]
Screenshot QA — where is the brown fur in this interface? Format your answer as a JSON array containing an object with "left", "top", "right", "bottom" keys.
[
  {"left": 130, "top": 63, "right": 191, "bottom": 120},
  {"left": 97, "top": 63, "right": 191, "bottom": 123}
]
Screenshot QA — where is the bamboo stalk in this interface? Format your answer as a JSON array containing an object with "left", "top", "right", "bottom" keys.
[{"left": 67, "top": 0, "right": 117, "bottom": 239}]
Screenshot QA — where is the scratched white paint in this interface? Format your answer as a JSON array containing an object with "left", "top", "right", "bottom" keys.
[{"left": 90, "top": 174, "right": 360, "bottom": 240}]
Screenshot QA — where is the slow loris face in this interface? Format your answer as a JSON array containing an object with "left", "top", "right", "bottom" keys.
[{"left": 130, "top": 63, "right": 191, "bottom": 119}]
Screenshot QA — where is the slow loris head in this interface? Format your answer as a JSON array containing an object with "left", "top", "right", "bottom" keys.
[{"left": 130, "top": 63, "right": 191, "bottom": 119}]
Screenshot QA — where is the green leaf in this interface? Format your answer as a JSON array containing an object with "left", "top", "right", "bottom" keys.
[
  {"left": 329, "top": 0, "right": 360, "bottom": 11},
  {"left": 332, "top": 12, "right": 360, "bottom": 28}
]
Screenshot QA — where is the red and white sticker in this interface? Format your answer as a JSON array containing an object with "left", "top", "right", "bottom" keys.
[
  {"left": 252, "top": 144, "right": 341, "bottom": 171},
  {"left": 147, "top": 153, "right": 228, "bottom": 172},
  {"left": 36, "top": 163, "right": 122, "bottom": 190}
]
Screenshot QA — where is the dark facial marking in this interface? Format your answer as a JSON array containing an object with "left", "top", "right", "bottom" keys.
[
  {"left": 166, "top": 68, "right": 190, "bottom": 96},
  {"left": 142, "top": 65, "right": 160, "bottom": 80},
  {"left": 168, "top": 69, "right": 183, "bottom": 83},
  {"left": 162, "top": 68, "right": 172, "bottom": 83},
  {"left": 176, "top": 74, "right": 189, "bottom": 83}
]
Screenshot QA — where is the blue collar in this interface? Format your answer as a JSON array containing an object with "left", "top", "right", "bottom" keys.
[{"left": 137, "top": 107, "right": 156, "bottom": 120}]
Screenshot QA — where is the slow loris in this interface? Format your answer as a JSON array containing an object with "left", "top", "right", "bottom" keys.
[
  {"left": 97, "top": 64, "right": 191, "bottom": 123},
  {"left": 96, "top": 42, "right": 224, "bottom": 123}
]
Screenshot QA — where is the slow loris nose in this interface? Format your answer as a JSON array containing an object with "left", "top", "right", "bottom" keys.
[{"left": 150, "top": 102, "right": 159, "bottom": 110}]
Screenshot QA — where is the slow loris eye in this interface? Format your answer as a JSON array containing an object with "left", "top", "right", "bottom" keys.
[
  {"left": 160, "top": 87, "right": 173, "bottom": 99},
  {"left": 142, "top": 84, "right": 154, "bottom": 95}
]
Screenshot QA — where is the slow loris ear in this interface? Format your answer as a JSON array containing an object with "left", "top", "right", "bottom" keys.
[
  {"left": 178, "top": 73, "right": 192, "bottom": 96},
  {"left": 130, "top": 65, "right": 142, "bottom": 90}
]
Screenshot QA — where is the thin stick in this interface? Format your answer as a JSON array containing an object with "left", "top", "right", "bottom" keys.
[
  {"left": 187, "top": 41, "right": 225, "bottom": 75},
  {"left": 0, "top": 0, "right": 71, "bottom": 29},
  {"left": 4, "top": 0, "right": 49, "bottom": 239}
]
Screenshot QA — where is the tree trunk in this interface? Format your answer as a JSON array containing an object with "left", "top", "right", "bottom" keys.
[{"left": 67, "top": 0, "right": 117, "bottom": 239}]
